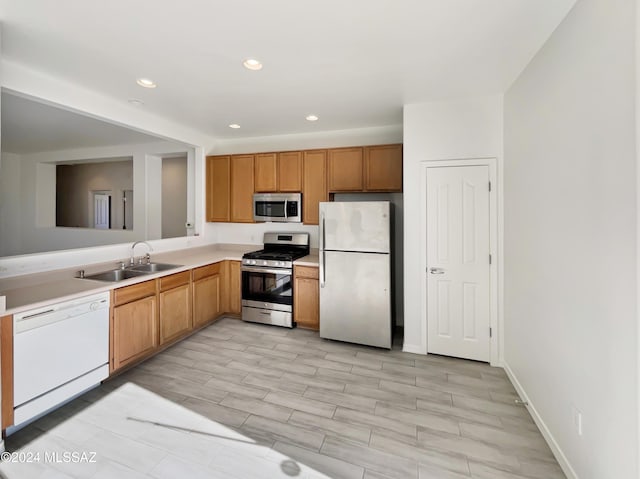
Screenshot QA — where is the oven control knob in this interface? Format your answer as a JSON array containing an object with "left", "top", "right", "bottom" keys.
[{"left": 251, "top": 260, "right": 256, "bottom": 265}]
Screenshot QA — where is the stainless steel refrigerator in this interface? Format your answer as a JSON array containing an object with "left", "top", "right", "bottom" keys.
[{"left": 319, "top": 201, "right": 392, "bottom": 349}]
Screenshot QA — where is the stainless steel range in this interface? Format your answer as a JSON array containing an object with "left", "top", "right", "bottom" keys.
[{"left": 241, "top": 232, "right": 310, "bottom": 328}]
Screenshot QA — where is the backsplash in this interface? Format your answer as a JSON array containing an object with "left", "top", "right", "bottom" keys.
[{"left": 206, "top": 222, "right": 319, "bottom": 248}]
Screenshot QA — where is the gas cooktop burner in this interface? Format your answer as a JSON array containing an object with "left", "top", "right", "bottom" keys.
[
  {"left": 241, "top": 232, "right": 310, "bottom": 268},
  {"left": 243, "top": 249, "right": 307, "bottom": 261}
]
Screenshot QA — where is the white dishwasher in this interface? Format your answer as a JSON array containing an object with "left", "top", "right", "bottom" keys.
[{"left": 12, "top": 291, "right": 110, "bottom": 428}]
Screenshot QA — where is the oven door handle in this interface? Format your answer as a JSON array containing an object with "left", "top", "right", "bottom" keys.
[{"left": 241, "top": 266, "right": 292, "bottom": 275}]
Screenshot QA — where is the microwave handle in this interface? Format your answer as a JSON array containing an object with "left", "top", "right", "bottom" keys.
[{"left": 284, "top": 199, "right": 288, "bottom": 219}]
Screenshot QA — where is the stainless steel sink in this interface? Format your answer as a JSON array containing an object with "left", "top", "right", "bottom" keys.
[
  {"left": 84, "top": 269, "right": 151, "bottom": 282},
  {"left": 129, "top": 263, "right": 182, "bottom": 273},
  {"left": 82, "top": 263, "right": 183, "bottom": 282}
]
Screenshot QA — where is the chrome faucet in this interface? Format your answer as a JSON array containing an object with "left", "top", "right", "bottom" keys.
[{"left": 130, "top": 241, "right": 153, "bottom": 266}]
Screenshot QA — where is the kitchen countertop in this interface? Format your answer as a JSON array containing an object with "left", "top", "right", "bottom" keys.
[
  {"left": 0, "top": 244, "right": 256, "bottom": 316},
  {"left": 0, "top": 244, "right": 322, "bottom": 316},
  {"left": 294, "top": 252, "right": 319, "bottom": 267}
]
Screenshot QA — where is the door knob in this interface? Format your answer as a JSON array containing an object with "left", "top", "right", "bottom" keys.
[{"left": 429, "top": 268, "right": 445, "bottom": 275}]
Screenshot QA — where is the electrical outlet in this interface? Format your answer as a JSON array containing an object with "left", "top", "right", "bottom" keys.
[{"left": 572, "top": 406, "right": 583, "bottom": 436}]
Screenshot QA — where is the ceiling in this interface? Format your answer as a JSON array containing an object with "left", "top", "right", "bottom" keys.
[
  {"left": 0, "top": 0, "right": 576, "bottom": 140},
  {"left": 1, "top": 93, "right": 164, "bottom": 154}
]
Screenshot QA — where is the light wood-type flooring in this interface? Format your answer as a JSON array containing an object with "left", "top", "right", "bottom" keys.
[{"left": 1, "top": 318, "right": 565, "bottom": 479}]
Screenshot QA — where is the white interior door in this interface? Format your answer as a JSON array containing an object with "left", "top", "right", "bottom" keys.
[
  {"left": 94, "top": 194, "right": 110, "bottom": 229},
  {"left": 426, "top": 165, "right": 491, "bottom": 362}
]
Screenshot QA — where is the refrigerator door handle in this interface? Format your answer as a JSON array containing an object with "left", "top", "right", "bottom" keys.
[{"left": 320, "top": 213, "right": 326, "bottom": 288}]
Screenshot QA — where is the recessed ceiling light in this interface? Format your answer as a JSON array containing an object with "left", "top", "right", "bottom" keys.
[
  {"left": 229, "top": 124, "right": 241, "bottom": 129},
  {"left": 128, "top": 98, "right": 144, "bottom": 106},
  {"left": 306, "top": 115, "right": 319, "bottom": 122},
  {"left": 243, "top": 58, "right": 263, "bottom": 71},
  {"left": 136, "top": 78, "right": 157, "bottom": 88}
]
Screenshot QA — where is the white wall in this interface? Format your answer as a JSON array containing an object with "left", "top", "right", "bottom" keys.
[
  {"left": 402, "top": 96, "right": 504, "bottom": 354},
  {"left": 0, "top": 153, "right": 22, "bottom": 256},
  {"left": 162, "top": 156, "right": 188, "bottom": 239},
  {"left": 504, "top": 0, "right": 638, "bottom": 477},
  {"left": 145, "top": 154, "right": 163, "bottom": 241},
  {"left": 211, "top": 125, "right": 402, "bottom": 155}
]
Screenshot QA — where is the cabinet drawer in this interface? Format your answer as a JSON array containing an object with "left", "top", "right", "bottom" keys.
[
  {"left": 192, "top": 262, "right": 222, "bottom": 282},
  {"left": 159, "top": 270, "right": 190, "bottom": 292},
  {"left": 113, "top": 279, "right": 157, "bottom": 306},
  {"left": 295, "top": 265, "right": 319, "bottom": 279}
]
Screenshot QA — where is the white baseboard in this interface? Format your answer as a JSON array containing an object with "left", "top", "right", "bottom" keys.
[
  {"left": 502, "top": 361, "right": 579, "bottom": 479},
  {"left": 402, "top": 343, "right": 425, "bottom": 354}
]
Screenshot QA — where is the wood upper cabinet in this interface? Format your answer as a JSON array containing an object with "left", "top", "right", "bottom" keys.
[
  {"left": 364, "top": 144, "right": 403, "bottom": 192},
  {"left": 207, "top": 143, "right": 402, "bottom": 224},
  {"left": 192, "top": 263, "right": 222, "bottom": 327},
  {"left": 293, "top": 266, "right": 319, "bottom": 330},
  {"left": 230, "top": 154, "right": 255, "bottom": 223},
  {"left": 254, "top": 153, "right": 278, "bottom": 192},
  {"left": 255, "top": 151, "right": 303, "bottom": 193},
  {"left": 158, "top": 271, "right": 192, "bottom": 345},
  {"left": 206, "top": 156, "right": 231, "bottom": 222},
  {"left": 278, "top": 151, "right": 303, "bottom": 192},
  {"left": 327, "top": 147, "right": 364, "bottom": 192},
  {"left": 112, "top": 281, "right": 158, "bottom": 372},
  {"left": 302, "top": 150, "right": 328, "bottom": 225}
]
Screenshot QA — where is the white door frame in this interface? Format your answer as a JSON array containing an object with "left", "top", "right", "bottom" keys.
[{"left": 421, "top": 158, "right": 501, "bottom": 366}]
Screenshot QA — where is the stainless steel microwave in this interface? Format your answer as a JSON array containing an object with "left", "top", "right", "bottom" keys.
[{"left": 253, "top": 193, "right": 302, "bottom": 223}]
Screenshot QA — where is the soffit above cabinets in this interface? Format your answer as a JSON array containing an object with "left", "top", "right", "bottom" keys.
[{"left": 1, "top": 0, "right": 576, "bottom": 139}]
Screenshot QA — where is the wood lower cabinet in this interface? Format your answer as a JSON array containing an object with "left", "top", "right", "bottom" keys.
[
  {"left": 112, "top": 283, "right": 158, "bottom": 372},
  {"left": 293, "top": 265, "right": 319, "bottom": 330},
  {"left": 302, "top": 150, "right": 328, "bottom": 225},
  {"left": 364, "top": 144, "right": 403, "bottom": 191},
  {"left": 228, "top": 260, "right": 242, "bottom": 315},
  {"left": 231, "top": 154, "right": 255, "bottom": 223},
  {"left": 158, "top": 271, "right": 192, "bottom": 345},
  {"left": 206, "top": 156, "right": 231, "bottom": 222},
  {"left": 192, "top": 263, "right": 222, "bottom": 327},
  {"left": 328, "top": 147, "right": 364, "bottom": 192}
]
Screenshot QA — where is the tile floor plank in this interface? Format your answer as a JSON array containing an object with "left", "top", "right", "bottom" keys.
[
  {"left": 288, "top": 410, "right": 372, "bottom": 445},
  {"left": 321, "top": 436, "right": 419, "bottom": 479}
]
